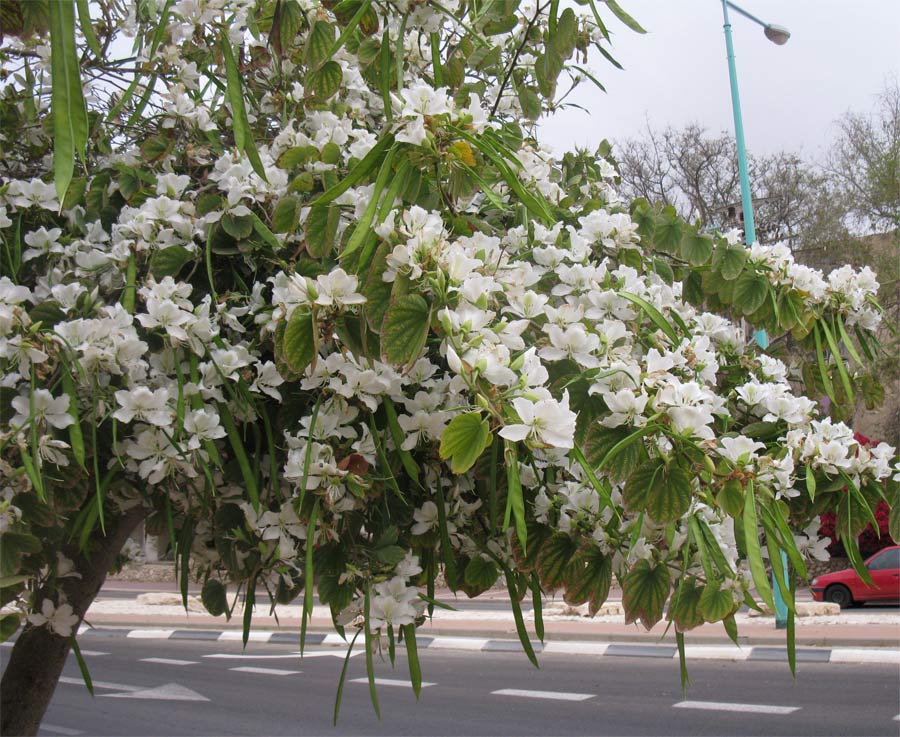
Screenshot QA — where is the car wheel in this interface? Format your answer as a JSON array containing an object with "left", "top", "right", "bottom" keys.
[{"left": 825, "top": 584, "right": 853, "bottom": 609}]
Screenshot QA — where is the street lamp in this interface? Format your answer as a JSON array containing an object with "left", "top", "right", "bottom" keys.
[
  {"left": 718, "top": 0, "right": 791, "bottom": 629},
  {"left": 719, "top": 0, "right": 790, "bottom": 248}
]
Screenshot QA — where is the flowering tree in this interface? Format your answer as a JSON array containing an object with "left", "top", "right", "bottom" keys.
[{"left": 1, "top": 0, "right": 899, "bottom": 734}]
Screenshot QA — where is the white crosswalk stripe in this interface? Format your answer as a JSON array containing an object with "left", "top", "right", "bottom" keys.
[
  {"left": 140, "top": 658, "right": 197, "bottom": 666},
  {"left": 492, "top": 688, "right": 594, "bottom": 702},
  {"left": 674, "top": 700, "right": 800, "bottom": 715},
  {"left": 229, "top": 666, "right": 301, "bottom": 676},
  {"left": 349, "top": 678, "right": 435, "bottom": 688}
]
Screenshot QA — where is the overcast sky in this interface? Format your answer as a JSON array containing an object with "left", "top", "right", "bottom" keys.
[{"left": 540, "top": 1, "right": 900, "bottom": 160}]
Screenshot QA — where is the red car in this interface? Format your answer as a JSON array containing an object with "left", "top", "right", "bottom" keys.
[{"left": 810, "top": 545, "right": 900, "bottom": 608}]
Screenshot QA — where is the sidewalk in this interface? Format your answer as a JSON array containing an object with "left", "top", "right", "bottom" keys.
[{"left": 83, "top": 587, "right": 900, "bottom": 650}]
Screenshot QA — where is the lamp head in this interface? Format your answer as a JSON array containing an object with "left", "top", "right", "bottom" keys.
[{"left": 764, "top": 24, "right": 791, "bottom": 45}]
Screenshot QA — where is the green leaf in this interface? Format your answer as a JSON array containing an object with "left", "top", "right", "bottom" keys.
[
  {"left": 305, "top": 21, "right": 336, "bottom": 66},
  {"left": 563, "top": 545, "right": 612, "bottom": 615},
  {"left": 889, "top": 495, "right": 900, "bottom": 544},
  {"left": 619, "top": 291, "right": 678, "bottom": 344},
  {"left": 363, "top": 586, "right": 381, "bottom": 719},
  {"left": 733, "top": 271, "right": 769, "bottom": 316},
  {"left": 517, "top": 86, "right": 542, "bottom": 121},
  {"left": 604, "top": 0, "right": 646, "bottom": 32},
  {"left": 680, "top": 231, "right": 714, "bottom": 266},
  {"left": 653, "top": 207, "right": 682, "bottom": 255},
  {"left": 149, "top": 245, "right": 193, "bottom": 278},
  {"left": 282, "top": 309, "right": 317, "bottom": 375},
  {"left": 435, "top": 483, "right": 460, "bottom": 589},
  {"left": 0, "top": 613, "right": 20, "bottom": 643},
  {"left": 221, "top": 213, "right": 254, "bottom": 240},
  {"left": 382, "top": 294, "right": 431, "bottom": 366},
  {"left": 301, "top": 500, "right": 319, "bottom": 652},
  {"left": 305, "top": 205, "right": 340, "bottom": 259},
  {"left": 277, "top": 145, "right": 319, "bottom": 169},
  {"left": 716, "top": 478, "right": 744, "bottom": 517},
  {"left": 0, "top": 532, "right": 41, "bottom": 578},
  {"left": 201, "top": 579, "right": 228, "bottom": 617},
  {"left": 534, "top": 52, "right": 562, "bottom": 99},
  {"left": 622, "top": 559, "right": 670, "bottom": 630},
  {"left": 222, "top": 33, "right": 267, "bottom": 182},
  {"left": 821, "top": 319, "right": 855, "bottom": 406},
  {"left": 805, "top": 465, "right": 816, "bottom": 501},
  {"left": 860, "top": 374, "right": 885, "bottom": 411},
  {"left": 402, "top": 623, "right": 422, "bottom": 699},
  {"left": 464, "top": 556, "right": 499, "bottom": 594},
  {"left": 49, "top": 0, "right": 89, "bottom": 201},
  {"left": 75, "top": 0, "right": 102, "bottom": 57},
  {"left": 61, "top": 369, "right": 85, "bottom": 470},
  {"left": 306, "top": 60, "right": 343, "bottom": 99},
  {"left": 504, "top": 569, "right": 539, "bottom": 668},
  {"left": 582, "top": 424, "right": 642, "bottom": 483},
  {"left": 311, "top": 133, "right": 395, "bottom": 207},
  {"left": 667, "top": 578, "right": 704, "bottom": 631},
  {"left": 439, "top": 412, "right": 491, "bottom": 474},
  {"left": 342, "top": 146, "right": 398, "bottom": 260},
  {"left": 550, "top": 8, "right": 577, "bottom": 59},
  {"left": 69, "top": 636, "right": 94, "bottom": 696},
  {"left": 714, "top": 244, "right": 747, "bottom": 280},
  {"left": 743, "top": 480, "right": 774, "bottom": 610},
  {"left": 699, "top": 579, "right": 738, "bottom": 623},
  {"left": 503, "top": 440, "right": 528, "bottom": 552},
  {"left": 333, "top": 629, "right": 361, "bottom": 725},
  {"left": 536, "top": 532, "right": 580, "bottom": 591},
  {"left": 624, "top": 458, "right": 692, "bottom": 524},
  {"left": 272, "top": 196, "right": 301, "bottom": 233}
]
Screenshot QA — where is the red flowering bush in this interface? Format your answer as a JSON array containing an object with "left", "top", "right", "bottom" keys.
[{"left": 819, "top": 433, "right": 896, "bottom": 558}]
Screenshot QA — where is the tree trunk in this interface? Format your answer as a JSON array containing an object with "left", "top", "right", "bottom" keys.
[{"left": 1, "top": 508, "right": 146, "bottom": 737}]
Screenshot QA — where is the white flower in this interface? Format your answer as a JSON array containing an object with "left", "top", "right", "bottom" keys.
[
  {"left": 27, "top": 599, "right": 79, "bottom": 638},
  {"left": 113, "top": 387, "right": 173, "bottom": 426},
  {"left": 184, "top": 408, "right": 227, "bottom": 441},
  {"left": 498, "top": 391, "right": 577, "bottom": 449},
  {"left": 411, "top": 501, "right": 439, "bottom": 535},
  {"left": 369, "top": 593, "right": 416, "bottom": 629},
  {"left": 717, "top": 436, "right": 765, "bottom": 466},
  {"left": 11, "top": 390, "right": 74, "bottom": 430},
  {"left": 313, "top": 268, "right": 366, "bottom": 307}
]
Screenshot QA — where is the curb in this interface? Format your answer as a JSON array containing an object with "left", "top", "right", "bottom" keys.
[{"left": 77, "top": 627, "right": 900, "bottom": 665}]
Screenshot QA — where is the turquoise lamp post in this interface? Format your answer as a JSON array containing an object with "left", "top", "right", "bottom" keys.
[{"left": 718, "top": 0, "right": 791, "bottom": 629}]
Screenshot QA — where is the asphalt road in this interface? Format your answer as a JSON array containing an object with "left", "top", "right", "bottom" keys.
[{"left": 6, "top": 633, "right": 897, "bottom": 736}]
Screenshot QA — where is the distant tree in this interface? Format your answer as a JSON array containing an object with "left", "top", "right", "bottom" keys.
[
  {"left": 614, "top": 123, "right": 851, "bottom": 257},
  {"left": 828, "top": 79, "right": 900, "bottom": 232}
]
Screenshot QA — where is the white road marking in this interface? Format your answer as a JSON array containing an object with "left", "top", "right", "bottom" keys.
[
  {"left": 205, "top": 653, "right": 302, "bottom": 660},
  {"left": 349, "top": 678, "right": 435, "bottom": 688},
  {"left": 829, "top": 648, "right": 900, "bottom": 665},
  {"left": 204, "top": 650, "right": 361, "bottom": 660},
  {"left": 321, "top": 633, "right": 349, "bottom": 646},
  {"left": 230, "top": 666, "right": 302, "bottom": 676},
  {"left": 674, "top": 700, "right": 799, "bottom": 715},
  {"left": 126, "top": 629, "right": 175, "bottom": 639},
  {"left": 103, "top": 683, "right": 208, "bottom": 702},
  {"left": 683, "top": 645, "right": 749, "bottom": 661},
  {"left": 542, "top": 642, "right": 609, "bottom": 656},
  {"left": 492, "top": 688, "right": 594, "bottom": 702},
  {"left": 893, "top": 714, "right": 900, "bottom": 722},
  {"left": 429, "top": 637, "right": 489, "bottom": 651},
  {"left": 59, "top": 676, "right": 139, "bottom": 692},
  {"left": 39, "top": 724, "right": 84, "bottom": 735},
  {"left": 140, "top": 658, "right": 197, "bottom": 666},
  {"left": 74, "top": 650, "right": 109, "bottom": 657},
  {"left": 217, "top": 631, "right": 272, "bottom": 642},
  {"left": 296, "top": 649, "right": 364, "bottom": 658}
]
